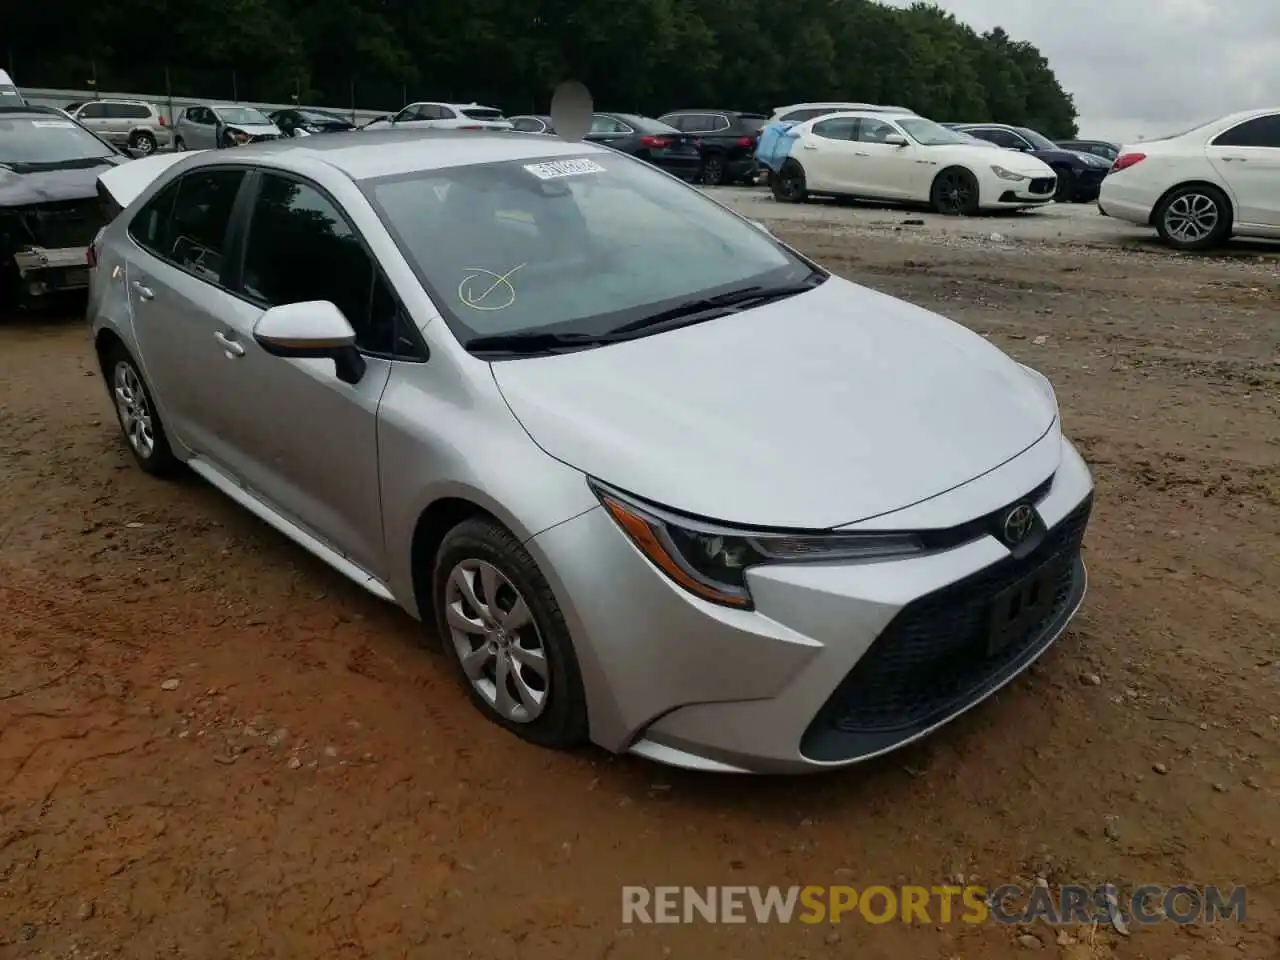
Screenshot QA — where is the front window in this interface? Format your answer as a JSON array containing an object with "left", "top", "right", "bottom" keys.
[
  {"left": 216, "top": 106, "right": 271, "bottom": 125},
  {"left": 0, "top": 116, "right": 117, "bottom": 166},
  {"left": 365, "top": 153, "right": 813, "bottom": 348},
  {"left": 898, "top": 117, "right": 969, "bottom": 146},
  {"left": 1014, "top": 127, "right": 1056, "bottom": 150}
]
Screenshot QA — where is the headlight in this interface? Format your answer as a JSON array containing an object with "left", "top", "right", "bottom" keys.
[
  {"left": 589, "top": 481, "right": 924, "bottom": 609},
  {"left": 991, "top": 165, "right": 1028, "bottom": 181}
]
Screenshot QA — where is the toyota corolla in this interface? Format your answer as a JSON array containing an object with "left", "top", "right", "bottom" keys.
[{"left": 89, "top": 130, "right": 1094, "bottom": 774}]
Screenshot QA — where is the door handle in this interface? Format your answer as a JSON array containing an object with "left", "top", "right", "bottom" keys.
[
  {"left": 801, "top": 143, "right": 817, "bottom": 150},
  {"left": 214, "top": 331, "right": 245, "bottom": 357},
  {"left": 854, "top": 151, "right": 870, "bottom": 157},
  {"left": 130, "top": 280, "right": 154, "bottom": 301},
  {"left": 1221, "top": 156, "right": 1247, "bottom": 162}
]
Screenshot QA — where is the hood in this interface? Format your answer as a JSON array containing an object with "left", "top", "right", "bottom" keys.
[
  {"left": 0, "top": 156, "right": 125, "bottom": 207},
  {"left": 224, "top": 123, "right": 280, "bottom": 136},
  {"left": 97, "top": 151, "right": 194, "bottom": 207},
  {"left": 491, "top": 276, "right": 1057, "bottom": 529}
]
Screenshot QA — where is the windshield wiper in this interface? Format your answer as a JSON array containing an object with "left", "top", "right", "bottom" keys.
[
  {"left": 610, "top": 273, "right": 826, "bottom": 336},
  {"left": 463, "top": 331, "right": 615, "bottom": 355}
]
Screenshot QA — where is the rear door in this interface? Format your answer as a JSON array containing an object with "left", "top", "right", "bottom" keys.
[
  {"left": 799, "top": 116, "right": 860, "bottom": 192},
  {"left": 1206, "top": 113, "right": 1280, "bottom": 229},
  {"left": 122, "top": 166, "right": 251, "bottom": 467},
  {"left": 76, "top": 101, "right": 113, "bottom": 140},
  {"left": 102, "top": 103, "right": 133, "bottom": 141}
]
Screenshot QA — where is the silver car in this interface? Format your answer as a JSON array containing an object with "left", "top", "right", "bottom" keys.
[
  {"left": 89, "top": 131, "right": 1094, "bottom": 774},
  {"left": 65, "top": 99, "right": 172, "bottom": 154},
  {"left": 173, "top": 104, "right": 283, "bottom": 150}
]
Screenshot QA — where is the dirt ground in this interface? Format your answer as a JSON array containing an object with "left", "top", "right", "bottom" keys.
[{"left": 1, "top": 203, "right": 1278, "bottom": 959}]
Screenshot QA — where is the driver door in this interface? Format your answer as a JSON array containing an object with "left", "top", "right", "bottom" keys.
[
  {"left": 208, "top": 170, "right": 399, "bottom": 576},
  {"left": 851, "top": 117, "right": 914, "bottom": 199}
]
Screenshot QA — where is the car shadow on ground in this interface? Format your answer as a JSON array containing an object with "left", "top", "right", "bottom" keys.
[{"left": 1115, "top": 234, "right": 1280, "bottom": 259}]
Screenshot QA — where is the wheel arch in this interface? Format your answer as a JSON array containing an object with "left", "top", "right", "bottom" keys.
[
  {"left": 410, "top": 496, "right": 502, "bottom": 623},
  {"left": 1148, "top": 179, "right": 1234, "bottom": 228}
]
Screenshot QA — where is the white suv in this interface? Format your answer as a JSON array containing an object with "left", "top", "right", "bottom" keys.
[
  {"left": 66, "top": 99, "right": 172, "bottom": 155},
  {"left": 361, "top": 101, "right": 512, "bottom": 132}
]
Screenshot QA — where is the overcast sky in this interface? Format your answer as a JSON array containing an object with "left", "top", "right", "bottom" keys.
[{"left": 887, "top": 0, "right": 1279, "bottom": 142}]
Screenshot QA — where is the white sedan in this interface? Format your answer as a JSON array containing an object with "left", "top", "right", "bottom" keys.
[
  {"left": 770, "top": 111, "right": 1058, "bottom": 214},
  {"left": 1098, "top": 107, "right": 1280, "bottom": 251}
]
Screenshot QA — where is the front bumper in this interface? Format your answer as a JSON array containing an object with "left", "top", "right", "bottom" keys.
[
  {"left": 986, "top": 176, "right": 1056, "bottom": 208},
  {"left": 11, "top": 245, "right": 92, "bottom": 296},
  {"left": 529, "top": 432, "right": 1095, "bottom": 774}
]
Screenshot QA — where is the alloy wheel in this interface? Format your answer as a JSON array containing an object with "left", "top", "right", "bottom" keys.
[
  {"left": 443, "top": 558, "right": 550, "bottom": 723},
  {"left": 1163, "top": 192, "right": 1219, "bottom": 244},
  {"left": 936, "top": 172, "right": 972, "bottom": 214},
  {"left": 112, "top": 361, "right": 155, "bottom": 459}
]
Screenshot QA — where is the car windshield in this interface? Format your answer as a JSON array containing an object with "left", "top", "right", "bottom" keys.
[
  {"left": 898, "top": 117, "right": 969, "bottom": 146},
  {"left": 300, "top": 109, "right": 345, "bottom": 122},
  {"left": 366, "top": 153, "right": 810, "bottom": 345},
  {"left": 217, "top": 107, "right": 271, "bottom": 125},
  {"left": 0, "top": 116, "right": 116, "bottom": 165},
  {"left": 1015, "top": 127, "right": 1057, "bottom": 150}
]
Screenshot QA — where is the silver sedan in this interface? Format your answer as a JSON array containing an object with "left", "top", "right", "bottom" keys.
[{"left": 89, "top": 130, "right": 1094, "bottom": 773}]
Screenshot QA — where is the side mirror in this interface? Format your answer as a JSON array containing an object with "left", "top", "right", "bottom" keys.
[
  {"left": 253, "top": 300, "right": 367, "bottom": 385},
  {"left": 884, "top": 133, "right": 907, "bottom": 147}
]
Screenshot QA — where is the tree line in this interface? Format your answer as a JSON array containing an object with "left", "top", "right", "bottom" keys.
[{"left": 9, "top": 0, "right": 1079, "bottom": 136}]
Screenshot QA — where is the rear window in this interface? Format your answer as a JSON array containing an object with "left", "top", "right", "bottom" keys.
[
  {"left": 627, "top": 115, "right": 680, "bottom": 135},
  {"left": 462, "top": 108, "right": 505, "bottom": 121}
]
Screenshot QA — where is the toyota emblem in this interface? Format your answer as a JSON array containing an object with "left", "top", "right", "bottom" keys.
[{"left": 1001, "top": 504, "right": 1036, "bottom": 545}]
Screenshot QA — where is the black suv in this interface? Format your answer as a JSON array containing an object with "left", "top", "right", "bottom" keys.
[{"left": 657, "top": 109, "right": 768, "bottom": 185}]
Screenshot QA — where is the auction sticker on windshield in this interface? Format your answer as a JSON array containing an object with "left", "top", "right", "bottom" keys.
[
  {"left": 32, "top": 120, "right": 76, "bottom": 128},
  {"left": 524, "top": 158, "right": 605, "bottom": 180}
]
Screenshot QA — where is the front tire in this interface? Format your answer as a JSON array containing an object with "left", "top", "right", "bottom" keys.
[
  {"left": 771, "top": 160, "right": 808, "bottom": 203},
  {"left": 104, "top": 345, "right": 179, "bottom": 476},
  {"left": 432, "top": 517, "right": 588, "bottom": 749},
  {"left": 1053, "top": 167, "right": 1075, "bottom": 202},
  {"left": 1154, "top": 184, "right": 1231, "bottom": 251},
  {"left": 930, "top": 167, "right": 980, "bottom": 216}
]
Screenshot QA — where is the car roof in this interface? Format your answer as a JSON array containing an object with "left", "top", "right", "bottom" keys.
[
  {"left": 175, "top": 128, "right": 611, "bottom": 181},
  {"left": 807, "top": 110, "right": 917, "bottom": 124}
]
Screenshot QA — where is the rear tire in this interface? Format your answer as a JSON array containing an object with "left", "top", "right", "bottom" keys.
[
  {"left": 1154, "top": 183, "right": 1232, "bottom": 251},
  {"left": 432, "top": 517, "right": 589, "bottom": 750},
  {"left": 771, "top": 160, "right": 808, "bottom": 203},
  {"left": 700, "top": 152, "right": 727, "bottom": 186},
  {"left": 103, "top": 344, "right": 180, "bottom": 477},
  {"left": 129, "top": 130, "right": 157, "bottom": 155},
  {"left": 930, "top": 167, "right": 980, "bottom": 216}
]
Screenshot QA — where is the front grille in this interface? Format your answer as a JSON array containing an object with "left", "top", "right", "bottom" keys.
[
  {"left": 1030, "top": 177, "right": 1055, "bottom": 194},
  {"left": 801, "top": 495, "right": 1092, "bottom": 762},
  {"left": 249, "top": 133, "right": 280, "bottom": 143},
  {"left": 22, "top": 201, "right": 102, "bottom": 249}
]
